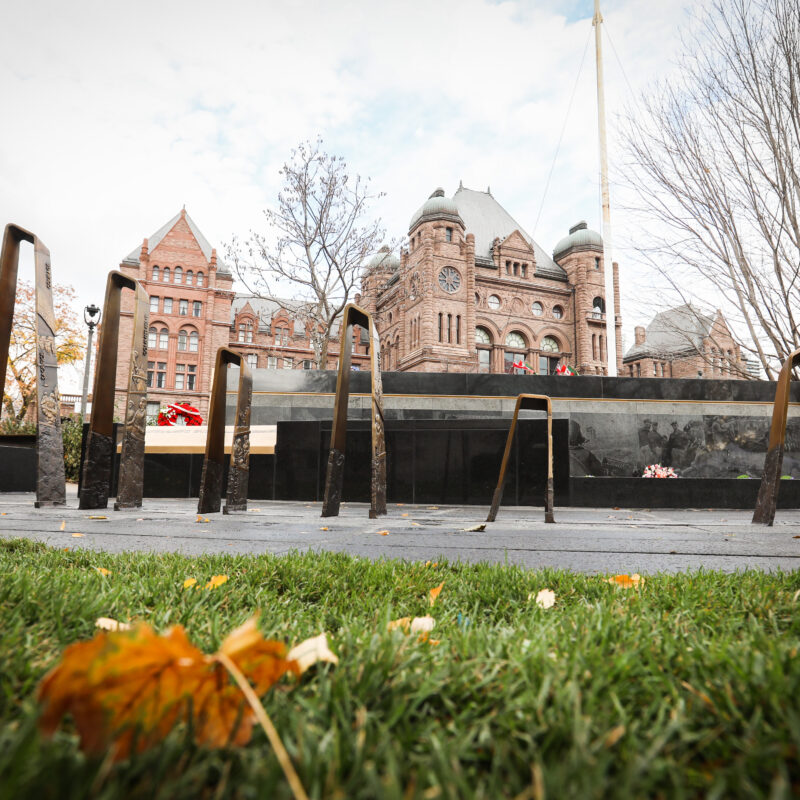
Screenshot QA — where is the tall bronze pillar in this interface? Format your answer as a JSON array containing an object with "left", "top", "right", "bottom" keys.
[
  {"left": 487, "top": 394, "right": 554, "bottom": 524},
  {"left": 197, "top": 348, "right": 252, "bottom": 514},
  {"left": 79, "top": 271, "right": 149, "bottom": 510},
  {"left": 0, "top": 224, "right": 66, "bottom": 506},
  {"left": 321, "top": 303, "right": 386, "bottom": 519},
  {"left": 753, "top": 348, "right": 800, "bottom": 525}
]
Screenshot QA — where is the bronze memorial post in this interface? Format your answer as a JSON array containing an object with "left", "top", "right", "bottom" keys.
[
  {"left": 197, "top": 347, "right": 252, "bottom": 514},
  {"left": 0, "top": 223, "right": 66, "bottom": 506},
  {"left": 79, "top": 271, "right": 149, "bottom": 510},
  {"left": 487, "top": 393, "right": 555, "bottom": 524},
  {"left": 753, "top": 348, "right": 800, "bottom": 526},
  {"left": 321, "top": 303, "right": 386, "bottom": 519}
]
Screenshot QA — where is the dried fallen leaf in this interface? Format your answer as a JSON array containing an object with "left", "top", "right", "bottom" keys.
[
  {"left": 606, "top": 574, "right": 643, "bottom": 589},
  {"left": 411, "top": 616, "right": 436, "bottom": 633},
  {"left": 183, "top": 578, "right": 197, "bottom": 589},
  {"left": 378, "top": 530, "right": 389, "bottom": 536},
  {"left": 88, "top": 516, "right": 108, "bottom": 520},
  {"left": 205, "top": 575, "right": 228, "bottom": 589},
  {"left": 95, "top": 617, "right": 131, "bottom": 632},
  {"left": 427, "top": 506, "right": 439, "bottom": 510},
  {"left": 401, "top": 513, "right": 409, "bottom": 517},
  {"left": 319, "top": 527, "right": 329, "bottom": 531},
  {"left": 286, "top": 633, "right": 339, "bottom": 674},
  {"left": 681, "top": 680, "right": 715, "bottom": 709},
  {"left": 95, "top": 567, "right": 112, "bottom": 577},
  {"left": 462, "top": 523, "right": 486, "bottom": 532},
  {"left": 411, "top": 522, "right": 421, "bottom": 527},
  {"left": 71, "top": 533, "right": 85, "bottom": 538},
  {"left": 387, "top": 617, "right": 412, "bottom": 632},
  {"left": 60, "top": 520, "right": 66, "bottom": 531},
  {"left": 533, "top": 589, "right": 556, "bottom": 609},
  {"left": 38, "top": 615, "right": 298, "bottom": 762},
  {"left": 428, "top": 582, "right": 444, "bottom": 606},
  {"left": 604, "top": 724, "right": 626, "bottom": 748}
]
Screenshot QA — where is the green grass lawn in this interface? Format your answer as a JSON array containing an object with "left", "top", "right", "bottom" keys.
[{"left": 1, "top": 538, "right": 799, "bottom": 799}]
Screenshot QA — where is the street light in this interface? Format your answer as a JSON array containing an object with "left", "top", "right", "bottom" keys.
[{"left": 80, "top": 304, "right": 101, "bottom": 419}]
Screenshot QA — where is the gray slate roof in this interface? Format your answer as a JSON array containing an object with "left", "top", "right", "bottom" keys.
[
  {"left": 452, "top": 187, "right": 568, "bottom": 281},
  {"left": 624, "top": 304, "right": 714, "bottom": 360},
  {"left": 122, "top": 210, "right": 230, "bottom": 274}
]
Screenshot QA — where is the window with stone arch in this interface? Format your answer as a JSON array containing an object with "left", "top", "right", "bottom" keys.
[
  {"left": 186, "top": 270, "right": 194, "bottom": 286},
  {"left": 158, "top": 328, "right": 168, "bottom": 350},
  {"left": 487, "top": 294, "right": 501, "bottom": 310},
  {"left": 504, "top": 331, "right": 528, "bottom": 374},
  {"left": 163, "top": 267, "right": 170, "bottom": 283},
  {"left": 174, "top": 266, "right": 183, "bottom": 284},
  {"left": 239, "top": 319, "right": 253, "bottom": 343},
  {"left": 531, "top": 301, "right": 543, "bottom": 317},
  {"left": 151, "top": 265, "right": 160, "bottom": 281},
  {"left": 196, "top": 271, "right": 204, "bottom": 287},
  {"left": 539, "top": 335, "right": 561, "bottom": 375},
  {"left": 476, "top": 326, "right": 492, "bottom": 373},
  {"left": 148, "top": 326, "right": 157, "bottom": 349},
  {"left": 552, "top": 305, "right": 564, "bottom": 320}
]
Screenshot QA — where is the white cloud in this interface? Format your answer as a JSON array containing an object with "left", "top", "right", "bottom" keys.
[{"left": 0, "top": 0, "right": 703, "bottom": 391}]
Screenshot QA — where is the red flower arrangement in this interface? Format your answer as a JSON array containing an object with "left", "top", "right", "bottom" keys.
[{"left": 157, "top": 403, "right": 203, "bottom": 427}]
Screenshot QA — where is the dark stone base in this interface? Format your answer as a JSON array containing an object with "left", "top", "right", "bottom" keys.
[{"left": 569, "top": 477, "right": 800, "bottom": 508}]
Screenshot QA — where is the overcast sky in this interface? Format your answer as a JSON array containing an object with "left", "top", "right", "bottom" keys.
[{"left": 1, "top": 0, "right": 703, "bottom": 385}]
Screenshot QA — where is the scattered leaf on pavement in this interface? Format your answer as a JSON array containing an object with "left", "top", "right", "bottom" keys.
[
  {"left": 71, "top": 533, "right": 84, "bottom": 538},
  {"left": 462, "top": 523, "right": 486, "bottom": 532},
  {"left": 60, "top": 521, "right": 66, "bottom": 531}
]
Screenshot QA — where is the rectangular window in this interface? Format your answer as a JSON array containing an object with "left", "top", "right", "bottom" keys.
[
  {"left": 147, "top": 361, "right": 154, "bottom": 388},
  {"left": 193, "top": 301, "right": 202, "bottom": 317},
  {"left": 267, "top": 356, "right": 277, "bottom": 369},
  {"left": 447, "top": 314, "right": 452, "bottom": 343},
  {"left": 187, "top": 365, "right": 196, "bottom": 390},
  {"left": 303, "top": 360, "right": 313, "bottom": 369},
  {"left": 179, "top": 299, "right": 188, "bottom": 316},
  {"left": 156, "top": 362, "right": 167, "bottom": 389},
  {"left": 478, "top": 349, "right": 491, "bottom": 372},
  {"left": 247, "top": 354, "right": 258, "bottom": 369},
  {"left": 445, "top": 227, "right": 453, "bottom": 242},
  {"left": 163, "top": 298, "right": 173, "bottom": 314},
  {"left": 521, "top": 264, "right": 527, "bottom": 278},
  {"left": 146, "top": 401, "right": 160, "bottom": 424},
  {"left": 513, "top": 262, "right": 519, "bottom": 276},
  {"left": 149, "top": 296, "right": 159, "bottom": 312},
  {"left": 456, "top": 315, "right": 461, "bottom": 344},
  {"left": 283, "top": 357, "right": 293, "bottom": 369},
  {"left": 175, "top": 363, "right": 185, "bottom": 390}
]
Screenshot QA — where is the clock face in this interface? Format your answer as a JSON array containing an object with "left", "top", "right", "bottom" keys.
[{"left": 438, "top": 267, "right": 461, "bottom": 293}]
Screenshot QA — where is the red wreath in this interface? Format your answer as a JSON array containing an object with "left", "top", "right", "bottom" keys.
[{"left": 157, "top": 402, "right": 203, "bottom": 426}]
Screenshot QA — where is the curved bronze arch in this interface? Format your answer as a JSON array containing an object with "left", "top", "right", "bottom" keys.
[
  {"left": 487, "top": 393, "right": 554, "bottom": 524},
  {"left": 753, "top": 348, "right": 800, "bottom": 525},
  {"left": 0, "top": 223, "right": 66, "bottom": 506},
  {"left": 79, "top": 271, "right": 149, "bottom": 510},
  {"left": 198, "top": 347, "right": 252, "bottom": 514},
  {"left": 322, "top": 303, "right": 386, "bottom": 519}
]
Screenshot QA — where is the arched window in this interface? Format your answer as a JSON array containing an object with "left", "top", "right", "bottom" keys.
[
  {"left": 148, "top": 326, "right": 157, "bottom": 349},
  {"left": 151, "top": 265, "right": 160, "bottom": 281},
  {"left": 552, "top": 305, "right": 564, "bottom": 320},
  {"left": 505, "top": 331, "right": 526, "bottom": 348},
  {"left": 504, "top": 331, "right": 527, "bottom": 374},
  {"left": 592, "top": 297, "right": 605, "bottom": 317},
  {"left": 189, "top": 330, "right": 199, "bottom": 352},
  {"left": 539, "top": 336, "right": 561, "bottom": 376},
  {"left": 162, "top": 267, "right": 170, "bottom": 283},
  {"left": 178, "top": 329, "right": 187, "bottom": 351},
  {"left": 186, "top": 270, "right": 193, "bottom": 286},
  {"left": 174, "top": 266, "right": 183, "bottom": 283},
  {"left": 196, "top": 272, "right": 204, "bottom": 287},
  {"left": 158, "top": 328, "right": 168, "bottom": 349},
  {"left": 476, "top": 327, "right": 492, "bottom": 372}
]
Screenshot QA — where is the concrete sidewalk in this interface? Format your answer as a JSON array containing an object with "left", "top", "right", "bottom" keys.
[{"left": 2, "top": 489, "right": 800, "bottom": 573}]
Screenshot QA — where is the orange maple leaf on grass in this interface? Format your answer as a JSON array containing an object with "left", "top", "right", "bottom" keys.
[{"left": 37, "top": 615, "right": 299, "bottom": 759}]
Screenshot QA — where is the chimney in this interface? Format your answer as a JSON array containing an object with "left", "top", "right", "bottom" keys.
[
  {"left": 210, "top": 248, "right": 218, "bottom": 268},
  {"left": 140, "top": 238, "right": 149, "bottom": 260},
  {"left": 635, "top": 326, "right": 646, "bottom": 346}
]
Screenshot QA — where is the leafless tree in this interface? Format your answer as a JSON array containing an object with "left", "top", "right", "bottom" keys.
[
  {"left": 227, "top": 139, "right": 392, "bottom": 368},
  {"left": 621, "top": 0, "right": 800, "bottom": 379}
]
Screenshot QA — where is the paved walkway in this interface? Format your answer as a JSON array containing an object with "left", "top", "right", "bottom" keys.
[{"left": 2, "top": 489, "right": 800, "bottom": 573}]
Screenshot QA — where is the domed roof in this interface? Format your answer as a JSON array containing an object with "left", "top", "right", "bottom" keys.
[
  {"left": 409, "top": 188, "right": 463, "bottom": 232},
  {"left": 363, "top": 245, "right": 400, "bottom": 274},
  {"left": 553, "top": 221, "right": 603, "bottom": 259}
]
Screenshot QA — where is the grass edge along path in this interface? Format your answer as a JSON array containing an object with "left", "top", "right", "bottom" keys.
[{"left": 0, "top": 538, "right": 799, "bottom": 799}]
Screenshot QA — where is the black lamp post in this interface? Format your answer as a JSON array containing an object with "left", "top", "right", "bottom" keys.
[{"left": 80, "top": 304, "right": 101, "bottom": 418}]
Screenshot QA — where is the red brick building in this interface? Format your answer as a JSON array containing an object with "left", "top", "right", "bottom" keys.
[
  {"left": 623, "top": 305, "right": 746, "bottom": 379},
  {"left": 113, "top": 190, "right": 625, "bottom": 419}
]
